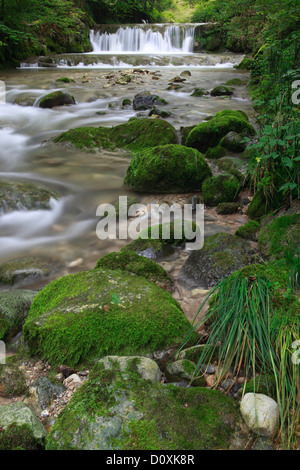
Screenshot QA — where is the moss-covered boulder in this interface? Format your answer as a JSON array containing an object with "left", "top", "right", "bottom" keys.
[
  {"left": 191, "top": 88, "right": 207, "bottom": 97},
  {"left": 139, "top": 221, "right": 199, "bottom": 247},
  {"left": 55, "top": 77, "right": 75, "bottom": 84},
  {"left": 46, "top": 362, "right": 242, "bottom": 450},
  {"left": 0, "top": 181, "right": 59, "bottom": 213},
  {"left": 214, "top": 157, "right": 245, "bottom": 182},
  {"left": 0, "top": 364, "right": 26, "bottom": 397},
  {"left": 179, "top": 233, "right": 255, "bottom": 289},
  {"left": 0, "top": 257, "right": 51, "bottom": 286},
  {"left": 96, "top": 356, "right": 162, "bottom": 382},
  {"left": 185, "top": 110, "right": 255, "bottom": 153},
  {"left": 53, "top": 118, "right": 178, "bottom": 153},
  {"left": 236, "top": 220, "right": 260, "bottom": 241},
  {"left": 216, "top": 202, "right": 240, "bottom": 215},
  {"left": 133, "top": 91, "right": 167, "bottom": 110},
  {"left": 23, "top": 269, "right": 193, "bottom": 366},
  {"left": 211, "top": 86, "right": 233, "bottom": 97},
  {"left": 39, "top": 90, "right": 75, "bottom": 108},
  {"left": 258, "top": 214, "right": 300, "bottom": 260},
  {"left": 121, "top": 238, "right": 175, "bottom": 260},
  {"left": 95, "top": 250, "right": 173, "bottom": 290},
  {"left": 0, "top": 289, "right": 37, "bottom": 340},
  {"left": 202, "top": 174, "right": 240, "bottom": 206},
  {"left": 124, "top": 144, "right": 212, "bottom": 193},
  {"left": 0, "top": 402, "right": 47, "bottom": 450},
  {"left": 206, "top": 145, "right": 227, "bottom": 160},
  {"left": 246, "top": 190, "right": 269, "bottom": 220}
]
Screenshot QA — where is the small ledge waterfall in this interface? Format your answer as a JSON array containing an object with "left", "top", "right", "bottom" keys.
[{"left": 90, "top": 24, "right": 202, "bottom": 54}]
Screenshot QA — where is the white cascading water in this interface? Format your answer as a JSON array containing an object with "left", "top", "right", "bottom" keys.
[{"left": 90, "top": 24, "right": 197, "bottom": 54}]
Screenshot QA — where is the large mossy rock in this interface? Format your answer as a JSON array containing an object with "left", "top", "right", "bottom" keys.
[
  {"left": 95, "top": 250, "right": 173, "bottom": 290},
  {"left": 0, "top": 402, "right": 47, "bottom": 450},
  {"left": 258, "top": 214, "right": 300, "bottom": 260},
  {"left": 0, "top": 289, "right": 37, "bottom": 340},
  {"left": 179, "top": 233, "right": 255, "bottom": 289},
  {"left": 53, "top": 118, "right": 178, "bottom": 152},
  {"left": 23, "top": 269, "right": 193, "bottom": 366},
  {"left": 0, "top": 364, "right": 26, "bottom": 397},
  {"left": 0, "top": 181, "right": 59, "bottom": 213},
  {"left": 185, "top": 110, "right": 255, "bottom": 153},
  {"left": 46, "top": 361, "right": 242, "bottom": 450},
  {"left": 39, "top": 90, "right": 75, "bottom": 108},
  {"left": 124, "top": 144, "right": 212, "bottom": 193},
  {"left": 202, "top": 174, "right": 240, "bottom": 206}
]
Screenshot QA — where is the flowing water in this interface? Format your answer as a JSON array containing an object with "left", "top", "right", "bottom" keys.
[{"left": 0, "top": 24, "right": 253, "bottom": 318}]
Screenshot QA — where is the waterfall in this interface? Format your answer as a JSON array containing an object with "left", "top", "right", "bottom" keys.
[{"left": 90, "top": 24, "right": 198, "bottom": 54}]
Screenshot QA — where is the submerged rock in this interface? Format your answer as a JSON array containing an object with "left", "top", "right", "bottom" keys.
[
  {"left": 0, "top": 180, "right": 59, "bottom": 213},
  {"left": 211, "top": 86, "right": 233, "bottom": 97},
  {"left": 46, "top": 361, "right": 242, "bottom": 450},
  {"left": 0, "top": 257, "right": 51, "bottom": 286},
  {"left": 23, "top": 268, "right": 193, "bottom": 366},
  {"left": 179, "top": 232, "right": 255, "bottom": 289},
  {"left": 124, "top": 144, "right": 212, "bottom": 193}
]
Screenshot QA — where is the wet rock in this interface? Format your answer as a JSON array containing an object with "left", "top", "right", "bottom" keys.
[
  {"left": 191, "top": 88, "right": 207, "bottom": 97},
  {"left": 121, "top": 238, "right": 175, "bottom": 260},
  {"left": 0, "top": 289, "right": 37, "bottom": 340},
  {"left": 133, "top": 91, "right": 167, "bottom": 110},
  {"left": 216, "top": 202, "right": 240, "bottom": 214},
  {"left": 179, "top": 232, "right": 255, "bottom": 289},
  {"left": 148, "top": 107, "right": 172, "bottom": 118},
  {"left": 180, "top": 70, "right": 191, "bottom": 77},
  {"left": 202, "top": 174, "right": 240, "bottom": 206},
  {"left": 220, "top": 131, "right": 247, "bottom": 152},
  {"left": 14, "top": 96, "right": 36, "bottom": 107},
  {"left": 240, "top": 393, "right": 280, "bottom": 437},
  {"left": 211, "top": 86, "right": 233, "bottom": 97},
  {"left": 39, "top": 90, "right": 75, "bottom": 108}
]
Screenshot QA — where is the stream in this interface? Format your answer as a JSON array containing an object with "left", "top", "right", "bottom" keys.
[{"left": 0, "top": 24, "right": 254, "bottom": 320}]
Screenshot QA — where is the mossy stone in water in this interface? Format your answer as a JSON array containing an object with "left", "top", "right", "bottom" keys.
[
  {"left": 179, "top": 232, "right": 255, "bottom": 289},
  {"left": 95, "top": 250, "right": 173, "bottom": 289},
  {"left": 46, "top": 364, "right": 241, "bottom": 450},
  {"left": 0, "top": 257, "right": 51, "bottom": 286},
  {"left": 124, "top": 144, "right": 212, "bottom": 193},
  {"left": 216, "top": 202, "right": 240, "bottom": 215},
  {"left": 55, "top": 77, "right": 75, "bottom": 83},
  {"left": 185, "top": 110, "right": 255, "bottom": 153},
  {"left": 219, "top": 131, "right": 247, "bottom": 153},
  {"left": 39, "top": 90, "right": 75, "bottom": 108},
  {"left": 0, "top": 180, "right": 59, "bottom": 213},
  {"left": 23, "top": 269, "right": 192, "bottom": 366},
  {"left": 54, "top": 118, "right": 178, "bottom": 153},
  {"left": 202, "top": 174, "right": 240, "bottom": 206},
  {"left": 211, "top": 86, "right": 233, "bottom": 97}
]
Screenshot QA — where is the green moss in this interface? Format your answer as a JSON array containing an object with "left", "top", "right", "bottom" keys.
[
  {"left": 224, "top": 79, "right": 247, "bottom": 86},
  {"left": 0, "top": 180, "right": 59, "bottom": 213},
  {"left": 202, "top": 175, "right": 240, "bottom": 206},
  {"left": 95, "top": 250, "right": 173, "bottom": 289},
  {"left": 139, "top": 221, "right": 199, "bottom": 247},
  {"left": 0, "top": 423, "right": 44, "bottom": 450},
  {"left": 0, "top": 364, "right": 26, "bottom": 397},
  {"left": 206, "top": 145, "right": 227, "bottom": 160},
  {"left": 121, "top": 238, "right": 174, "bottom": 259},
  {"left": 236, "top": 220, "right": 260, "bottom": 240},
  {"left": 23, "top": 269, "right": 192, "bottom": 367},
  {"left": 246, "top": 190, "right": 269, "bottom": 220},
  {"left": 0, "top": 289, "right": 37, "bottom": 340},
  {"left": 191, "top": 88, "right": 207, "bottom": 97},
  {"left": 122, "top": 98, "right": 132, "bottom": 107},
  {"left": 55, "top": 77, "right": 75, "bottom": 83},
  {"left": 39, "top": 90, "right": 75, "bottom": 108},
  {"left": 54, "top": 118, "right": 178, "bottom": 153},
  {"left": 46, "top": 366, "right": 241, "bottom": 450},
  {"left": 258, "top": 214, "right": 300, "bottom": 260},
  {"left": 216, "top": 202, "right": 240, "bottom": 214},
  {"left": 234, "top": 57, "right": 255, "bottom": 70},
  {"left": 185, "top": 110, "right": 255, "bottom": 153},
  {"left": 124, "top": 144, "right": 212, "bottom": 193}
]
